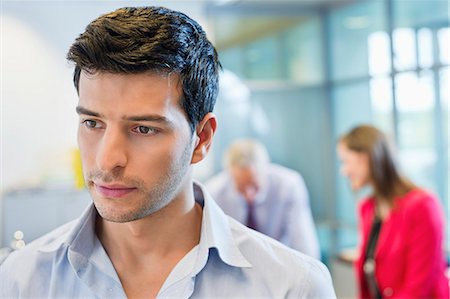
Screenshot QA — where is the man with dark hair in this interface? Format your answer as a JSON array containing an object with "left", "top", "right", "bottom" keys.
[{"left": 0, "top": 7, "right": 336, "bottom": 298}]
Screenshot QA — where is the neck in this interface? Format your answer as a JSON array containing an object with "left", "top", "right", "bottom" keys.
[
  {"left": 96, "top": 183, "right": 203, "bottom": 262},
  {"left": 375, "top": 197, "right": 392, "bottom": 220}
]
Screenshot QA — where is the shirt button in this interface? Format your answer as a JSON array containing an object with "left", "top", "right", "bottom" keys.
[{"left": 383, "top": 287, "right": 393, "bottom": 297}]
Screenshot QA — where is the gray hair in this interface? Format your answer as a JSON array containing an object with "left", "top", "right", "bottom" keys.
[{"left": 223, "top": 139, "right": 270, "bottom": 171}]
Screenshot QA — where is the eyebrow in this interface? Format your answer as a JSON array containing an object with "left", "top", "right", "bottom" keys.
[
  {"left": 76, "top": 106, "right": 101, "bottom": 117},
  {"left": 75, "top": 106, "right": 174, "bottom": 126}
]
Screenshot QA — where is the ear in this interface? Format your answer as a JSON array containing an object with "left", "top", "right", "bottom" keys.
[{"left": 191, "top": 113, "right": 217, "bottom": 164}]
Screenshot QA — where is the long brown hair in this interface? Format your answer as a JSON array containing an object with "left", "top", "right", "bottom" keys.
[{"left": 339, "top": 125, "right": 415, "bottom": 205}]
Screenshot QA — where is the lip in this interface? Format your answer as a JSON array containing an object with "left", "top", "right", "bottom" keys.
[{"left": 94, "top": 183, "right": 137, "bottom": 198}]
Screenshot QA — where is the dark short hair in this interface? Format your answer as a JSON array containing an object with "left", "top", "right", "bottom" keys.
[
  {"left": 339, "top": 124, "right": 415, "bottom": 202},
  {"left": 67, "top": 6, "right": 220, "bottom": 132}
]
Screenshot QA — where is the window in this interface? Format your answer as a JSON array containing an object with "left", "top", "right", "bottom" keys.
[{"left": 330, "top": 0, "right": 449, "bottom": 256}]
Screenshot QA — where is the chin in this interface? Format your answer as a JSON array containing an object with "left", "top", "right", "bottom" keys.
[{"left": 95, "top": 203, "right": 150, "bottom": 223}]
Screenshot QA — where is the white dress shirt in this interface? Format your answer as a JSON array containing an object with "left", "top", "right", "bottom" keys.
[
  {"left": 205, "top": 164, "right": 321, "bottom": 259},
  {"left": 0, "top": 182, "right": 335, "bottom": 298}
]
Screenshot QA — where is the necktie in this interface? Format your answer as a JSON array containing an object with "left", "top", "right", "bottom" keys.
[{"left": 246, "top": 201, "right": 258, "bottom": 231}]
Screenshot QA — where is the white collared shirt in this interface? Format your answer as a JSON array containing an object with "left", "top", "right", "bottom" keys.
[{"left": 0, "top": 182, "right": 336, "bottom": 298}]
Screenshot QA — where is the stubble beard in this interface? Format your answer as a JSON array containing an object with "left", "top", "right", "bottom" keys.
[{"left": 86, "top": 141, "right": 194, "bottom": 223}]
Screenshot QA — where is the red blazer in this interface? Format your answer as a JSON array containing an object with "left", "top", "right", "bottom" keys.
[{"left": 355, "top": 189, "right": 449, "bottom": 299}]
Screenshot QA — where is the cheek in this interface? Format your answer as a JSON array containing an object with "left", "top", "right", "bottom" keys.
[
  {"left": 77, "top": 131, "right": 89, "bottom": 152},
  {"left": 77, "top": 130, "right": 96, "bottom": 169},
  {"left": 342, "top": 162, "right": 363, "bottom": 184},
  {"left": 132, "top": 138, "right": 189, "bottom": 174},
  {"left": 77, "top": 129, "right": 93, "bottom": 166},
  {"left": 340, "top": 164, "right": 349, "bottom": 176},
  {"left": 360, "top": 164, "right": 371, "bottom": 183},
  {"left": 353, "top": 165, "right": 366, "bottom": 180},
  {"left": 355, "top": 156, "right": 370, "bottom": 180},
  {"left": 133, "top": 143, "right": 170, "bottom": 167},
  {"left": 340, "top": 161, "right": 356, "bottom": 178}
]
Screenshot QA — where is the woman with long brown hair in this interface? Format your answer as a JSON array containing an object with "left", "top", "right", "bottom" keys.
[{"left": 337, "top": 124, "right": 448, "bottom": 299}]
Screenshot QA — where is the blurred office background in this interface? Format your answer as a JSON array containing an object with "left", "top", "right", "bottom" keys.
[{"left": 1, "top": 0, "right": 448, "bottom": 297}]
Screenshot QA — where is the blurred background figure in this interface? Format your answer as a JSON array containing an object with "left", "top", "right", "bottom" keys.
[
  {"left": 337, "top": 124, "right": 449, "bottom": 299},
  {"left": 206, "top": 139, "right": 321, "bottom": 259}
]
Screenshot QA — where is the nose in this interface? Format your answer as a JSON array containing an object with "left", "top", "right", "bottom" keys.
[{"left": 96, "top": 127, "right": 128, "bottom": 172}]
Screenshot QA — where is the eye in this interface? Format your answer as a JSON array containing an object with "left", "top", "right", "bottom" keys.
[
  {"left": 132, "top": 125, "right": 158, "bottom": 135},
  {"left": 82, "top": 119, "right": 102, "bottom": 129}
]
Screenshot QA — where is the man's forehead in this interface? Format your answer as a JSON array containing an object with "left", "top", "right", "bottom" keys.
[
  {"left": 79, "top": 70, "right": 181, "bottom": 85},
  {"left": 76, "top": 71, "right": 187, "bottom": 123},
  {"left": 232, "top": 165, "right": 258, "bottom": 179},
  {"left": 78, "top": 71, "right": 182, "bottom": 101}
]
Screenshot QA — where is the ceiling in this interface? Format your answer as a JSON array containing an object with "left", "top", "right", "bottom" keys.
[
  {"left": 205, "top": 0, "right": 360, "bottom": 49},
  {"left": 205, "top": 0, "right": 359, "bottom": 15}
]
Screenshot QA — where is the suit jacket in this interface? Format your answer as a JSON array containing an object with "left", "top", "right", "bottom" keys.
[{"left": 355, "top": 189, "right": 449, "bottom": 299}]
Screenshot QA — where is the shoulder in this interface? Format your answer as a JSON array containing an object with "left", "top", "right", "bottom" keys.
[
  {"left": 0, "top": 221, "right": 75, "bottom": 296},
  {"left": 227, "top": 217, "right": 335, "bottom": 297},
  {"left": 267, "top": 164, "right": 306, "bottom": 191},
  {"left": 268, "top": 164, "right": 302, "bottom": 181},
  {"left": 397, "top": 189, "right": 440, "bottom": 210},
  {"left": 397, "top": 188, "right": 444, "bottom": 219}
]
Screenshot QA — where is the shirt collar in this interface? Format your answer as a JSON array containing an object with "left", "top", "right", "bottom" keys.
[
  {"left": 38, "top": 203, "right": 97, "bottom": 253},
  {"left": 193, "top": 181, "right": 251, "bottom": 271},
  {"left": 38, "top": 182, "right": 252, "bottom": 271}
]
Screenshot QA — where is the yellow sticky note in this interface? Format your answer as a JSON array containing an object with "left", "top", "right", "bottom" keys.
[{"left": 72, "top": 149, "right": 85, "bottom": 189}]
